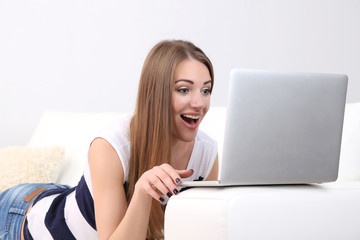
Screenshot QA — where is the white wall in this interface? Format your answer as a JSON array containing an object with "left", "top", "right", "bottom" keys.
[{"left": 1, "top": 0, "right": 360, "bottom": 147}]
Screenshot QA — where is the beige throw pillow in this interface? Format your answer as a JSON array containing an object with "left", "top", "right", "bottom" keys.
[{"left": 0, "top": 146, "right": 64, "bottom": 192}]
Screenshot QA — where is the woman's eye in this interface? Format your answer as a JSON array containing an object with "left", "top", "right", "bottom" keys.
[
  {"left": 201, "top": 88, "right": 211, "bottom": 95},
  {"left": 177, "top": 88, "right": 189, "bottom": 94}
]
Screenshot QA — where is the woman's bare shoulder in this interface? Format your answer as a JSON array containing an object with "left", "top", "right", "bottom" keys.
[{"left": 89, "top": 137, "right": 125, "bottom": 184}]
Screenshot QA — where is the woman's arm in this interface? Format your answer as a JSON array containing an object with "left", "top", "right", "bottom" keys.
[
  {"left": 206, "top": 154, "right": 219, "bottom": 180},
  {"left": 89, "top": 138, "right": 193, "bottom": 240},
  {"left": 89, "top": 138, "right": 136, "bottom": 239}
]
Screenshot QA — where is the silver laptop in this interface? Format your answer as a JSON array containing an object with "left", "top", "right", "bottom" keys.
[{"left": 179, "top": 69, "right": 348, "bottom": 187}]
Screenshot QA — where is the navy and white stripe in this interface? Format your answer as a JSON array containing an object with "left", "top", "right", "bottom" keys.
[{"left": 23, "top": 177, "right": 97, "bottom": 240}]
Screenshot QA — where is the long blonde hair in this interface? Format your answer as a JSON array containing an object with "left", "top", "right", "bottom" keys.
[{"left": 127, "top": 40, "right": 214, "bottom": 239}]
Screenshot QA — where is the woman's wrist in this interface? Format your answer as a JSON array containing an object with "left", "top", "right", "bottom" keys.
[{"left": 134, "top": 182, "right": 153, "bottom": 203}]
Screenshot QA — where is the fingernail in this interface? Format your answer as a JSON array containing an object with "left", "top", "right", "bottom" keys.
[
  {"left": 173, "top": 189, "right": 179, "bottom": 195},
  {"left": 159, "top": 197, "right": 165, "bottom": 202},
  {"left": 167, "top": 192, "right": 173, "bottom": 198},
  {"left": 176, "top": 178, "right": 181, "bottom": 183}
]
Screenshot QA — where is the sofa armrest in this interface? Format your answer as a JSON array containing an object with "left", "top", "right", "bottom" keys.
[{"left": 165, "top": 183, "right": 360, "bottom": 240}]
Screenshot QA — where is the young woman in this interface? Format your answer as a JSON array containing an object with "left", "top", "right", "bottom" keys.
[{"left": 0, "top": 40, "right": 218, "bottom": 240}]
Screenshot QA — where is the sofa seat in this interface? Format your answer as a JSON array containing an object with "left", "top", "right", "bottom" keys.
[{"left": 165, "top": 182, "right": 360, "bottom": 240}]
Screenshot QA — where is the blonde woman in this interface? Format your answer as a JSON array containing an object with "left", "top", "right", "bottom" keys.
[{"left": 0, "top": 40, "right": 218, "bottom": 240}]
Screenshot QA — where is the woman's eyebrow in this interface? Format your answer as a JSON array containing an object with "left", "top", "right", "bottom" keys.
[
  {"left": 175, "top": 79, "right": 193, "bottom": 84},
  {"left": 175, "top": 79, "right": 212, "bottom": 86}
]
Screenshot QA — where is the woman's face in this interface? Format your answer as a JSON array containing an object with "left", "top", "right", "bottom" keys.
[{"left": 171, "top": 58, "right": 212, "bottom": 142}]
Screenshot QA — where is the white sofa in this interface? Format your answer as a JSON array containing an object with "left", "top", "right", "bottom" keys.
[{"left": 25, "top": 103, "right": 360, "bottom": 239}]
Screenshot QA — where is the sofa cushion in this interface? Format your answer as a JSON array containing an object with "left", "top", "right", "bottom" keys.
[
  {"left": 0, "top": 146, "right": 64, "bottom": 192},
  {"left": 27, "top": 111, "right": 126, "bottom": 186},
  {"left": 165, "top": 184, "right": 360, "bottom": 240},
  {"left": 338, "top": 102, "right": 360, "bottom": 181},
  {"left": 200, "top": 107, "right": 227, "bottom": 163}
]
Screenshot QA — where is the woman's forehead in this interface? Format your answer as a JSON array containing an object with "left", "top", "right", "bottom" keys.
[{"left": 174, "top": 59, "right": 211, "bottom": 83}]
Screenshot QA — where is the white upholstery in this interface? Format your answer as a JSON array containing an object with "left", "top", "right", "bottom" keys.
[
  {"left": 28, "top": 111, "right": 125, "bottom": 186},
  {"left": 165, "top": 183, "right": 360, "bottom": 240},
  {"left": 338, "top": 102, "right": 360, "bottom": 181}
]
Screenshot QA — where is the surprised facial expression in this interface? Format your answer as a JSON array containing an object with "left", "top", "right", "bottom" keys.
[{"left": 171, "top": 59, "right": 212, "bottom": 142}]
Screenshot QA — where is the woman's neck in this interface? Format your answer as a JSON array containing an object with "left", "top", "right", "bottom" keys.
[{"left": 171, "top": 138, "right": 195, "bottom": 170}]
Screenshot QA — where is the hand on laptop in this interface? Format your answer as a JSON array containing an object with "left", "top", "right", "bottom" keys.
[{"left": 135, "top": 164, "right": 193, "bottom": 203}]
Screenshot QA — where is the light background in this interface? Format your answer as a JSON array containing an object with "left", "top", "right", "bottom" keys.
[{"left": 1, "top": 0, "right": 360, "bottom": 147}]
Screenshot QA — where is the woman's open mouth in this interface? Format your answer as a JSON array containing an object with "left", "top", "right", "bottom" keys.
[{"left": 180, "top": 114, "right": 200, "bottom": 126}]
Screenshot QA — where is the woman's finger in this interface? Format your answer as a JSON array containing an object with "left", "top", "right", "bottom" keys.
[
  {"left": 149, "top": 175, "right": 173, "bottom": 199},
  {"left": 137, "top": 165, "right": 194, "bottom": 202},
  {"left": 177, "top": 169, "right": 194, "bottom": 179},
  {"left": 142, "top": 181, "right": 165, "bottom": 203},
  {"left": 153, "top": 166, "right": 179, "bottom": 196},
  {"left": 160, "top": 164, "right": 183, "bottom": 184}
]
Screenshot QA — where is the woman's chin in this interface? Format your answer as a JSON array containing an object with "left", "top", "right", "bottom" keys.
[{"left": 172, "top": 130, "right": 198, "bottom": 143}]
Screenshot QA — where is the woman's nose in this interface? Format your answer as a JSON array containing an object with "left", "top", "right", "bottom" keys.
[{"left": 190, "top": 92, "right": 205, "bottom": 109}]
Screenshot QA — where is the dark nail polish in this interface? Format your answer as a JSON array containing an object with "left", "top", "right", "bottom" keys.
[
  {"left": 159, "top": 197, "right": 165, "bottom": 202},
  {"left": 173, "top": 189, "right": 179, "bottom": 195},
  {"left": 167, "top": 192, "right": 173, "bottom": 198},
  {"left": 176, "top": 178, "right": 181, "bottom": 183}
]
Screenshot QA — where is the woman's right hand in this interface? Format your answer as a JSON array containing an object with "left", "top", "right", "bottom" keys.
[{"left": 135, "top": 164, "right": 193, "bottom": 203}]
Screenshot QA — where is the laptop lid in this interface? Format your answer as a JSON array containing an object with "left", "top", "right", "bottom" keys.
[{"left": 219, "top": 69, "right": 348, "bottom": 185}]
